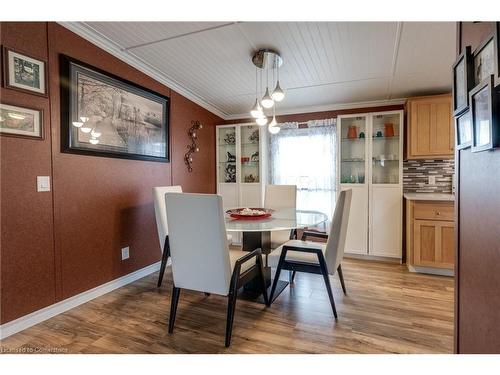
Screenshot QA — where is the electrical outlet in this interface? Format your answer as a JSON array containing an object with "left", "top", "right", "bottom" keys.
[
  {"left": 121, "top": 247, "right": 130, "bottom": 260},
  {"left": 428, "top": 175, "right": 436, "bottom": 185}
]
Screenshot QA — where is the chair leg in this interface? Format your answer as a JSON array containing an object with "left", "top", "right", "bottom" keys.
[
  {"left": 337, "top": 264, "right": 347, "bottom": 295},
  {"left": 291, "top": 271, "right": 297, "bottom": 283},
  {"left": 257, "top": 254, "right": 270, "bottom": 306},
  {"left": 204, "top": 292, "right": 211, "bottom": 297},
  {"left": 168, "top": 286, "right": 181, "bottom": 333},
  {"left": 320, "top": 265, "right": 338, "bottom": 319},
  {"left": 158, "top": 238, "right": 170, "bottom": 287},
  {"left": 269, "top": 253, "right": 286, "bottom": 302},
  {"left": 225, "top": 287, "right": 238, "bottom": 347}
]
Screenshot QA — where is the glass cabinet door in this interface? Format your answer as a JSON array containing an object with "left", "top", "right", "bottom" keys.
[
  {"left": 371, "top": 113, "right": 401, "bottom": 184},
  {"left": 240, "top": 125, "right": 260, "bottom": 183},
  {"left": 218, "top": 127, "right": 237, "bottom": 183},
  {"left": 340, "top": 116, "right": 367, "bottom": 184}
]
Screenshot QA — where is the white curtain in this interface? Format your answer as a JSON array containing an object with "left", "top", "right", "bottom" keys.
[{"left": 269, "top": 118, "right": 337, "bottom": 219}]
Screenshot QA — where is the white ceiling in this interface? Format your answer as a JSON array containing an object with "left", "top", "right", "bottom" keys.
[{"left": 62, "top": 22, "right": 456, "bottom": 120}]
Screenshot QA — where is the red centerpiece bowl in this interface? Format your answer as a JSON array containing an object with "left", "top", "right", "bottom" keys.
[{"left": 226, "top": 208, "right": 273, "bottom": 220}]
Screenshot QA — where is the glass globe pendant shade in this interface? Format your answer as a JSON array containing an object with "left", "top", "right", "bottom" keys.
[
  {"left": 256, "top": 116, "right": 268, "bottom": 126},
  {"left": 260, "top": 87, "right": 274, "bottom": 109},
  {"left": 269, "top": 114, "right": 277, "bottom": 127},
  {"left": 268, "top": 123, "right": 280, "bottom": 134},
  {"left": 72, "top": 121, "right": 83, "bottom": 128},
  {"left": 89, "top": 138, "right": 99, "bottom": 145},
  {"left": 250, "top": 99, "right": 263, "bottom": 118},
  {"left": 80, "top": 126, "right": 92, "bottom": 133},
  {"left": 271, "top": 80, "right": 285, "bottom": 102}
]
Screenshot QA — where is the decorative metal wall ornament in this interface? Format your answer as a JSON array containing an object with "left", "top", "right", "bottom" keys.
[{"left": 184, "top": 120, "right": 203, "bottom": 172}]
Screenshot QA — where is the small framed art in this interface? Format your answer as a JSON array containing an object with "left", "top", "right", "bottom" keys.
[
  {"left": 2, "top": 47, "right": 47, "bottom": 96},
  {"left": 469, "top": 75, "right": 498, "bottom": 152},
  {"left": 455, "top": 109, "right": 472, "bottom": 150},
  {"left": 0, "top": 103, "right": 43, "bottom": 139},
  {"left": 472, "top": 33, "right": 496, "bottom": 87},
  {"left": 452, "top": 46, "right": 474, "bottom": 116}
]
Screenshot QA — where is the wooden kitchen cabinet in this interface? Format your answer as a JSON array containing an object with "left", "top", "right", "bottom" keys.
[
  {"left": 406, "top": 94, "right": 454, "bottom": 159},
  {"left": 406, "top": 200, "right": 455, "bottom": 272},
  {"left": 413, "top": 219, "right": 455, "bottom": 269}
]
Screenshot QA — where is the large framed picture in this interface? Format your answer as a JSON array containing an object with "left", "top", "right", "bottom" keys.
[
  {"left": 452, "top": 46, "right": 474, "bottom": 116},
  {"left": 472, "top": 32, "right": 496, "bottom": 87},
  {"left": 60, "top": 55, "right": 169, "bottom": 162},
  {"left": 2, "top": 47, "right": 47, "bottom": 96},
  {"left": 469, "top": 75, "right": 499, "bottom": 153},
  {"left": 455, "top": 109, "right": 472, "bottom": 150},
  {"left": 0, "top": 102, "right": 43, "bottom": 139}
]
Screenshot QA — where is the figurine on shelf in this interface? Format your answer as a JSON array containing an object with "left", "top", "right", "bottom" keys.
[
  {"left": 224, "top": 164, "right": 236, "bottom": 183},
  {"left": 244, "top": 174, "right": 258, "bottom": 183},
  {"left": 227, "top": 151, "right": 236, "bottom": 162},
  {"left": 251, "top": 151, "right": 259, "bottom": 162},
  {"left": 224, "top": 132, "right": 236, "bottom": 145},
  {"left": 249, "top": 129, "right": 259, "bottom": 143}
]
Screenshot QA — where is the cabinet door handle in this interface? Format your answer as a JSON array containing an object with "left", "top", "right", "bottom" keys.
[{"left": 436, "top": 211, "right": 441, "bottom": 216}]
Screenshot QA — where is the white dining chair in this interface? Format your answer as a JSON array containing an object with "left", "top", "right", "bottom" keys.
[
  {"left": 165, "top": 192, "right": 269, "bottom": 347},
  {"left": 153, "top": 186, "right": 233, "bottom": 287},
  {"left": 267, "top": 189, "right": 352, "bottom": 318},
  {"left": 264, "top": 184, "right": 297, "bottom": 248},
  {"left": 153, "top": 185, "right": 183, "bottom": 287}
]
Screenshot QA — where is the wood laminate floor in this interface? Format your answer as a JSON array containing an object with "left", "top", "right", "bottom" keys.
[{"left": 0, "top": 258, "right": 454, "bottom": 354}]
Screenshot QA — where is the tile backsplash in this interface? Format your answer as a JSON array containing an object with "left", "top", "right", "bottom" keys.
[{"left": 403, "top": 159, "right": 455, "bottom": 193}]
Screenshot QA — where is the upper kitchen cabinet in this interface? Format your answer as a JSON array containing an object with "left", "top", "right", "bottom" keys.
[{"left": 406, "top": 94, "right": 454, "bottom": 159}]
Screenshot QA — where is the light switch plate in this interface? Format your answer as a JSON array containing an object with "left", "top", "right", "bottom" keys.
[{"left": 37, "top": 176, "right": 51, "bottom": 192}]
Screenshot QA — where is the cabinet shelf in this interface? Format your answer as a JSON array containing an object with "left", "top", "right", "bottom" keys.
[{"left": 341, "top": 159, "right": 365, "bottom": 163}]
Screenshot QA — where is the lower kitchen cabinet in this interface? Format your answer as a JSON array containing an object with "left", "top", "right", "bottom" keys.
[{"left": 406, "top": 199, "right": 455, "bottom": 274}]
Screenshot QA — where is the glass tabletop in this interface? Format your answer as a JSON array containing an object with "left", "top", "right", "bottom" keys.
[{"left": 225, "top": 208, "right": 328, "bottom": 232}]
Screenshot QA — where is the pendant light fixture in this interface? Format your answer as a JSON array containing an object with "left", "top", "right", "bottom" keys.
[
  {"left": 268, "top": 106, "right": 279, "bottom": 134},
  {"left": 271, "top": 64, "right": 285, "bottom": 102},
  {"left": 250, "top": 49, "right": 285, "bottom": 132},
  {"left": 260, "top": 68, "right": 274, "bottom": 109},
  {"left": 250, "top": 68, "right": 263, "bottom": 118}
]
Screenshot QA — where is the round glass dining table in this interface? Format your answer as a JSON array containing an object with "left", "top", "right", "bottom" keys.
[
  {"left": 225, "top": 208, "right": 328, "bottom": 233},
  {"left": 225, "top": 208, "right": 328, "bottom": 303}
]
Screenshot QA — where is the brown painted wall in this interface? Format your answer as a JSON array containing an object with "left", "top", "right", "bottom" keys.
[
  {"left": 455, "top": 22, "right": 500, "bottom": 354},
  {"left": 0, "top": 22, "right": 222, "bottom": 323}
]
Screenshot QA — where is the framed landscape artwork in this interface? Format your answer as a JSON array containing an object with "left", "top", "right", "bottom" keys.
[
  {"left": 60, "top": 55, "right": 169, "bottom": 162},
  {"left": 0, "top": 103, "right": 43, "bottom": 139},
  {"left": 2, "top": 47, "right": 47, "bottom": 96},
  {"left": 469, "top": 75, "right": 498, "bottom": 153},
  {"left": 472, "top": 33, "right": 496, "bottom": 87}
]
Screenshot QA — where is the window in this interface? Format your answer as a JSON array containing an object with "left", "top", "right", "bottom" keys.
[{"left": 269, "top": 119, "right": 337, "bottom": 220}]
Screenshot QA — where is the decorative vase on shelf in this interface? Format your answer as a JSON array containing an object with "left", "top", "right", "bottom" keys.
[
  {"left": 384, "top": 123, "right": 395, "bottom": 137},
  {"left": 347, "top": 125, "right": 358, "bottom": 139}
]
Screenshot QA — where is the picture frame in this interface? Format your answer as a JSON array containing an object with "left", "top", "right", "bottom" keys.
[
  {"left": 60, "top": 55, "right": 170, "bottom": 162},
  {"left": 452, "top": 46, "right": 474, "bottom": 116},
  {"left": 469, "top": 75, "right": 499, "bottom": 153},
  {"left": 495, "top": 22, "right": 500, "bottom": 86},
  {"left": 455, "top": 109, "right": 472, "bottom": 150},
  {"left": 472, "top": 32, "right": 496, "bottom": 87},
  {"left": 2, "top": 46, "right": 47, "bottom": 96},
  {"left": 0, "top": 102, "right": 43, "bottom": 139}
]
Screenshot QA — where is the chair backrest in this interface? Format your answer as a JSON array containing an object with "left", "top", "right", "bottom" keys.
[
  {"left": 165, "top": 193, "right": 232, "bottom": 295},
  {"left": 153, "top": 185, "right": 183, "bottom": 252},
  {"left": 324, "top": 189, "right": 352, "bottom": 274},
  {"left": 264, "top": 185, "right": 297, "bottom": 210}
]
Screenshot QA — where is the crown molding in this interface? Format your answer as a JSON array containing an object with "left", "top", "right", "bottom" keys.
[
  {"left": 225, "top": 98, "right": 407, "bottom": 120},
  {"left": 57, "top": 22, "right": 230, "bottom": 120}
]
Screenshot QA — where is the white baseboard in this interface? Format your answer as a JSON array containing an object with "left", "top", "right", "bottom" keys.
[
  {"left": 0, "top": 261, "right": 162, "bottom": 340},
  {"left": 408, "top": 265, "right": 454, "bottom": 277}
]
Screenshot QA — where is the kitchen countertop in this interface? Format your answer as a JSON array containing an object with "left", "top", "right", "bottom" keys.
[{"left": 403, "top": 193, "right": 455, "bottom": 202}]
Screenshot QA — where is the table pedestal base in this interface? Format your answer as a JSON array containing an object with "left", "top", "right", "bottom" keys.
[{"left": 239, "top": 230, "right": 289, "bottom": 303}]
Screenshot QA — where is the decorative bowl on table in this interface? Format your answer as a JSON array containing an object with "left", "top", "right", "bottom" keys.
[{"left": 226, "top": 207, "right": 273, "bottom": 220}]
